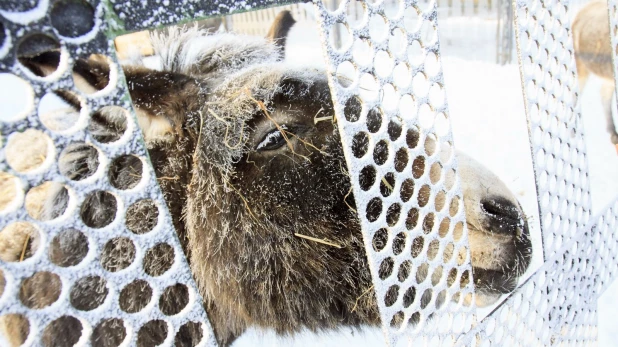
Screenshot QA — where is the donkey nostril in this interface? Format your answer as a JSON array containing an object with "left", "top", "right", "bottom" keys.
[
  {"left": 481, "top": 197, "right": 521, "bottom": 221},
  {"left": 480, "top": 196, "right": 525, "bottom": 235}
]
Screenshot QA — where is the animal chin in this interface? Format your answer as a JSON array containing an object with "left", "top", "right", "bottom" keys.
[
  {"left": 473, "top": 291, "right": 503, "bottom": 307},
  {"left": 465, "top": 212, "right": 532, "bottom": 307},
  {"left": 471, "top": 267, "right": 519, "bottom": 307}
]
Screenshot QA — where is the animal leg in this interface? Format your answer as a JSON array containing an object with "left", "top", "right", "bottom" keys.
[
  {"left": 600, "top": 79, "right": 618, "bottom": 148},
  {"left": 575, "top": 54, "right": 590, "bottom": 93}
]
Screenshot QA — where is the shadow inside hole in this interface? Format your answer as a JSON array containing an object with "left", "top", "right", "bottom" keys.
[
  {"left": 42, "top": 316, "right": 83, "bottom": 347},
  {"left": 70, "top": 276, "right": 108, "bottom": 311},
  {"left": 119, "top": 280, "right": 152, "bottom": 313},
  {"left": 19, "top": 271, "right": 62, "bottom": 309},
  {"left": 175, "top": 322, "right": 204, "bottom": 347},
  {"left": 159, "top": 283, "right": 190, "bottom": 315},
  {"left": 137, "top": 320, "right": 168, "bottom": 347},
  {"left": 50, "top": 0, "right": 96, "bottom": 38},
  {"left": 17, "top": 34, "right": 61, "bottom": 77}
]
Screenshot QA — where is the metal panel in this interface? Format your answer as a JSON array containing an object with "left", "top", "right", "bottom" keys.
[
  {"left": 514, "top": 0, "right": 591, "bottom": 258},
  {"left": 0, "top": 1, "right": 217, "bottom": 345},
  {"left": 312, "top": 0, "right": 476, "bottom": 345}
]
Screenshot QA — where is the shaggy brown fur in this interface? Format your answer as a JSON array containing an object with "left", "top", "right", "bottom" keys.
[{"left": 1, "top": 12, "right": 532, "bottom": 347}]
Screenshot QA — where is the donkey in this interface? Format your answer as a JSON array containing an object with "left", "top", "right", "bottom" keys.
[
  {"left": 1, "top": 11, "right": 532, "bottom": 347},
  {"left": 572, "top": 0, "right": 618, "bottom": 151}
]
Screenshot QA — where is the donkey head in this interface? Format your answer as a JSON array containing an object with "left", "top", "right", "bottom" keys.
[{"left": 10, "top": 11, "right": 532, "bottom": 346}]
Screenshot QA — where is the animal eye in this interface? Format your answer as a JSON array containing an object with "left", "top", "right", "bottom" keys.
[{"left": 257, "top": 126, "right": 289, "bottom": 151}]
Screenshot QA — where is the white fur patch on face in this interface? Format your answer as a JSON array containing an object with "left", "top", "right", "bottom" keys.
[
  {"left": 467, "top": 228, "right": 511, "bottom": 271},
  {"left": 136, "top": 109, "right": 174, "bottom": 142}
]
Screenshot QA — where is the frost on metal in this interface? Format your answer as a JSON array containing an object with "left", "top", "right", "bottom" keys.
[
  {"left": 514, "top": 0, "right": 591, "bottom": 258},
  {"left": 108, "top": 0, "right": 301, "bottom": 31},
  {"left": 0, "top": 0, "right": 216, "bottom": 346},
  {"left": 1, "top": 0, "right": 618, "bottom": 346},
  {"left": 458, "top": 197, "right": 618, "bottom": 346},
  {"left": 312, "top": 0, "right": 477, "bottom": 345}
]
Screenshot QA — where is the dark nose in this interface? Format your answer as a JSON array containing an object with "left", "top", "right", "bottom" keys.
[
  {"left": 481, "top": 196, "right": 533, "bottom": 276},
  {"left": 480, "top": 196, "right": 526, "bottom": 236}
]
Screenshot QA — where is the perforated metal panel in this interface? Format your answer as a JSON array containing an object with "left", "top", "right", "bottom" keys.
[
  {"left": 514, "top": 0, "right": 592, "bottom": 258},
  {"left": 313, "top": 0, "right": 476, "bottom": 345},
  {"left": 1, "top": 0, "right": 618, "bottom": 346},
  {"left": 0, "top": 1, "right": 217, "bottom": 345}
]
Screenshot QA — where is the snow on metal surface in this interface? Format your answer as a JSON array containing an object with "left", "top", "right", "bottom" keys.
[
  {"left": 457, "top": 198, "right": 618, "bottom": 346},
  {"left": 514, "top": 0, "right": 592, "bottom": 258},
  {"left": 0, "top": 1, "right": 216, "bottom": 346},
  {"left": 312, "top": 0, "right": 477, "bottom": 345}
]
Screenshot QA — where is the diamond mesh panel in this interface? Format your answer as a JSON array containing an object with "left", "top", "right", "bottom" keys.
[
  {"left": 594, "top": 199, "right": 618, "bottom": 295},
  {"left": 457, "top": 198, "right": 618, "bottom": 346},
  {"left": 514, "top": 0, "right": 592, "bottom": 257},
  {"left": 0, "top": 1, "right": 216, "bottom": 345},
  {"left": 313, "top": 0, "right": 476, "bottom": 345}
]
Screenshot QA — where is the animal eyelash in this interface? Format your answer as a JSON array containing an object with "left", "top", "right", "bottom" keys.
[{"left": 256, "top": 125, "right": 290, "bottom": 150}]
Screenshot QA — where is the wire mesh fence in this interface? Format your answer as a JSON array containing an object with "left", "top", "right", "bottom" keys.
[{"left": 0, "top": 0, "right": 616, "bottom": 346}]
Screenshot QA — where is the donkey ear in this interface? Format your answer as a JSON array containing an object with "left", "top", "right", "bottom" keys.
[
  {"left": 122, "top": 66, "right": 202, "bottom": 142},
  {"left": 18, "top": 46, "right": 111, "bottom": 95},
  {"left": 265, "top": 10, "right": 296, "bottom": 55},
  {"left": 18, "top": 50, "right": 61, "bottom": 77},
  {"left": 76, "top": 61, "right": 200, "bottom": 142}
]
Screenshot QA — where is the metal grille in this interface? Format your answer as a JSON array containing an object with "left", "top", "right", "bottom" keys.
[
  {"left": 0, "top": 0, "right": 618, "bottom": 346},
  {"left": 312, "top": 0, "right": 476, "bottom": 345},
  {"left": 514, "top": 0, "right": 591, "bottom": 257},
  {"left": 0, "top": 1, "right": 217, "bottom": 346},
  {"left": 458, "top": 198, "right": 618, "bottom": 346}
]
